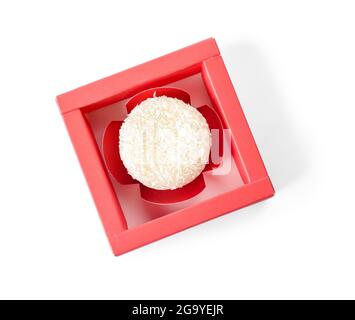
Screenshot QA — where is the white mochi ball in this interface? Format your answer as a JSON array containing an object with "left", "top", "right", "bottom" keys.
[{"left": 119, "top": 96, "right": 211, "bottom": 190}]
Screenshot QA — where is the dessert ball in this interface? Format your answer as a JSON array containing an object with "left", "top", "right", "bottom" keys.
[{"left": 119, "top": 96, "right": 211, "bottom": 190}]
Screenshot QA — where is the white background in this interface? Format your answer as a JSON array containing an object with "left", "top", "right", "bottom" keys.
[{"left": 0, "top": 0, "right": 354, "bottom": 300}]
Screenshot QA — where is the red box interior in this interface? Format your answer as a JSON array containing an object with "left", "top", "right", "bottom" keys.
[
  {"left": 85, "top": 73, "right": 245, "bottom": 228},
  {"left": 57, "top": 39, "right": 274, "bottom": 255}
]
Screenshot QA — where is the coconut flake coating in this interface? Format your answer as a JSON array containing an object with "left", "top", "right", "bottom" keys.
[{"left": 119, "top": 96, "right": 211, "bottom": 190}]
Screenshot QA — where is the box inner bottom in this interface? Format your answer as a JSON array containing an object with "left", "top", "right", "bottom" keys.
[{"left": 85, "top": 73, "right": 245, "bottom": 228}]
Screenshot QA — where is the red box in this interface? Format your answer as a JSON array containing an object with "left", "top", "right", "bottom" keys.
[{"left": 57, "top": 38, "right": 274, "bottom": 256}]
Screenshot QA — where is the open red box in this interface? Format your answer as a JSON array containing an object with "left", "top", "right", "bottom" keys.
[{"left": 57, "top": 38, "right": 274, "bottom": 256}]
